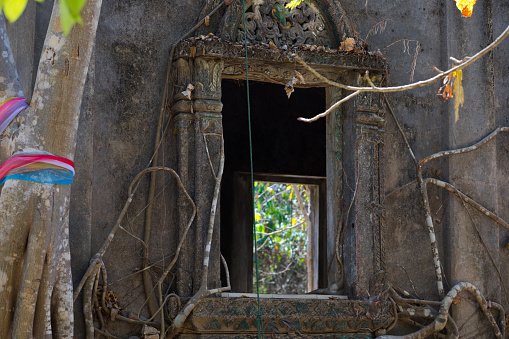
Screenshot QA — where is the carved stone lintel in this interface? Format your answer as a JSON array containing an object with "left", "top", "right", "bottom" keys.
[{"left": 174, "top": 39, "right": 387, "bottom": 74}]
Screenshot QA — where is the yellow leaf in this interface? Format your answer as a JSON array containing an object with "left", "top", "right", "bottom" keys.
[
  {"left": 453, "top": 70, "right": 464, "bottom": 122},
  {"left": 285, "top": 0, "right": 303, "bottom": 10},
  {"left": 3, "top": 0, "right": 28, "bottom": 22},
  {"left": 454, "top": 0, "right": 477, "bottom": 17},
  {"left": 255, "top": 213, "right": 261, "bottom": 221}
]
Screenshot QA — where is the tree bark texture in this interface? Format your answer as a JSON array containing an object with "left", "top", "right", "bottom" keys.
[{"left": 0, "top": 0, "right": 102, "bottom": 337}]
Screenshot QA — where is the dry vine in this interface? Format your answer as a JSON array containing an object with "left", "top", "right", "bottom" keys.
[
  {"left": 73, "top": 2, "right": 235, "bottom": 338},
  {"left": 381, "top": 100, "right": 509, "bottom": 337},
  {"left": 74, "top": 167, "right": 196, "bottom": 338}
]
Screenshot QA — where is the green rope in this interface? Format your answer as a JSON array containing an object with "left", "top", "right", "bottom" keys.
[{"left": 241, "top": 1, "right": 264, "bottom": 338}]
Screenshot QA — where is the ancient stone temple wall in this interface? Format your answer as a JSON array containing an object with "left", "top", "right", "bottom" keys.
[{"left": 6, "top": 0, "right": 509, "bottom": 337}]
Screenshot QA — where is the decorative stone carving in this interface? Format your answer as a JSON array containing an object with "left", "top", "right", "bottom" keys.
[
  {"left": 238, "top": 0, "right": 332, "bottom": 47},
  {"left": 183, "top": 297, "right": 394, "bottom": 335}
]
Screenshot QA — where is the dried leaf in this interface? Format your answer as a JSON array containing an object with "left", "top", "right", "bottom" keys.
[
  {"left": 190, "top": 46, "right": 196, "bottom": 58},
  {"left": 452, "top": 295, "right": 461, "bottom": 304},
  {"left": 285, "top": 72, "right": 305, "bottom": 99},
  {"left": 455, "top": 0, "right": 477, "bottom": 17},
  {"left": 204, "top": 16, "right": 210, "bottom": 26},
  {"left": 340, "top": 37, "right": 356, "bottom": 52},
  {"left": 453, "top": 70, "right": 464, "bottom": 122},
  {"left": 182, "top": 84, "right": 195, "bottom": 100},
  {"left": 226, "top": 0, "right": 234, "bottom": 4},
  {"left": 285, "top": 79, "right": 295, "bottom": 98},
  {"left": 269, "top": 41, "right": 278, "bottom": 50},
  {"left": 437, "top": 74, "right": 454, "bottom": 101}
]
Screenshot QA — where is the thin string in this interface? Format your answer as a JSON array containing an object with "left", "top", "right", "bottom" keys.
[{"left": 241, "top": 0, "right": 264, "bottom": 337}]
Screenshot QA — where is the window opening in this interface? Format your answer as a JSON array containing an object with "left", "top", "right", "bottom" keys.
[
  {"left": 253, "top": 181, "right": 318, "bottom": 294},
  {"left": 220, "top": 79, "right": 327, "bottom": 294}
]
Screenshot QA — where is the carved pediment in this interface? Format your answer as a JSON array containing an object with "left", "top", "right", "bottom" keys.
[{"left": 237, "top": 0, "right": 332, "bottom": 48}]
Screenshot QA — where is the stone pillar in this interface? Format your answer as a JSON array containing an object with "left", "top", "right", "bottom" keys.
[
  {"left": 343, "top": 75, "right": 386, "bottom": 299},
  {"left": 173, "top": 56, "right": 224, "bottom": 296}
]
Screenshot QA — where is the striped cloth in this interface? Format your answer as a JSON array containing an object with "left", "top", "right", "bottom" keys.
[{"left": 0, "top": 98, "right": 75, "bottom": 184}]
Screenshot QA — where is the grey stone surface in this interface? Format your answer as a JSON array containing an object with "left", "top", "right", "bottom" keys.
[{"left": 4, "top": 0, "right": 509, "bottom": 337}]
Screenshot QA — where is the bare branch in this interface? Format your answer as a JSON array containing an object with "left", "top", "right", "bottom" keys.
[
  {"left": 426, "top": 178, "right": 509, "bottom": 231},
  {"left": 201, "top": 135, "right": 224, "bottom": 288},
  {"left": 298, "top": 90, "right": 360, "bottom": 122},
  {"left": 294, "top": 22, "right": 509, "bottom": 94},
  {"left": 384, "top": 94, "right": 417, "bottom": 165},
  {"left": 418, "top": 127, "right": 509, "bottom": 169},
  {"left": 293, "top": 23, "right": 509, "bottom": 122}
]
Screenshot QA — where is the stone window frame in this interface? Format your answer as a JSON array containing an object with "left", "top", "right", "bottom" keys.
[
  {"left": 170, "top": 0, "right": 388, "bottom": 300},
  {"left": 171, "top": 37, "right": 387, "bottom": 299}
]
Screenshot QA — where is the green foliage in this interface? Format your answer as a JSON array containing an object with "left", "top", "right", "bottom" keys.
[
  {"left": 2, "top": 0, "right": 86, "bottom": 35},
  {"left": 253, "top": 182, "right": 310, "bottom": 294}
]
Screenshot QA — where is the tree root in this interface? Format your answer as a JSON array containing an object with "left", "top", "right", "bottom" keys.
[{"left": 380, "top": 282, "right": 504, "bottom": 339}]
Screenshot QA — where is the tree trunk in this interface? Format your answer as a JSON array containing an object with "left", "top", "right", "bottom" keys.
[{"left": 0, "top": 0, "right": 102, "bottom": 337}]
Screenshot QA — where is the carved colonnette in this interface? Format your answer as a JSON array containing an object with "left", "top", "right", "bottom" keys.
[
  {"left": 173, "top": 55, "right": 224, "bottom": 296},
  {"left": 326, "top": 85, "right": 344, "bottom": 287},
  {"left": 342, "top": 74, "right": 387, "bottom": 299}
]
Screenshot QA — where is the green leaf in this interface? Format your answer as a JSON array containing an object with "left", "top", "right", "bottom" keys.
[
  {"left": 3, "top": 0, "right": 28, "bottom": 22},
  {"left": 60, "top": 0, "right": 84, "bottom": 35},
  {"left": 59, "top": 0, "right": 73, "bottom": 34},
  {"left": 65, "top": 0, "right": 85, "bottom": 17}
]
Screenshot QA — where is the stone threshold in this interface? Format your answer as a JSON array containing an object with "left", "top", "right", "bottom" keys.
[
  {"left": 220, "top": 293, "right": 348, "bottom": 300},
  {"left": 183, "top": 295, "right": 394, "bottom": 336}
]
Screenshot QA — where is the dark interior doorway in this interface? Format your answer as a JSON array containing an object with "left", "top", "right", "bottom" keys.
[{"left": 220, "top": 80, "right": 327, "bottom": 292}]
